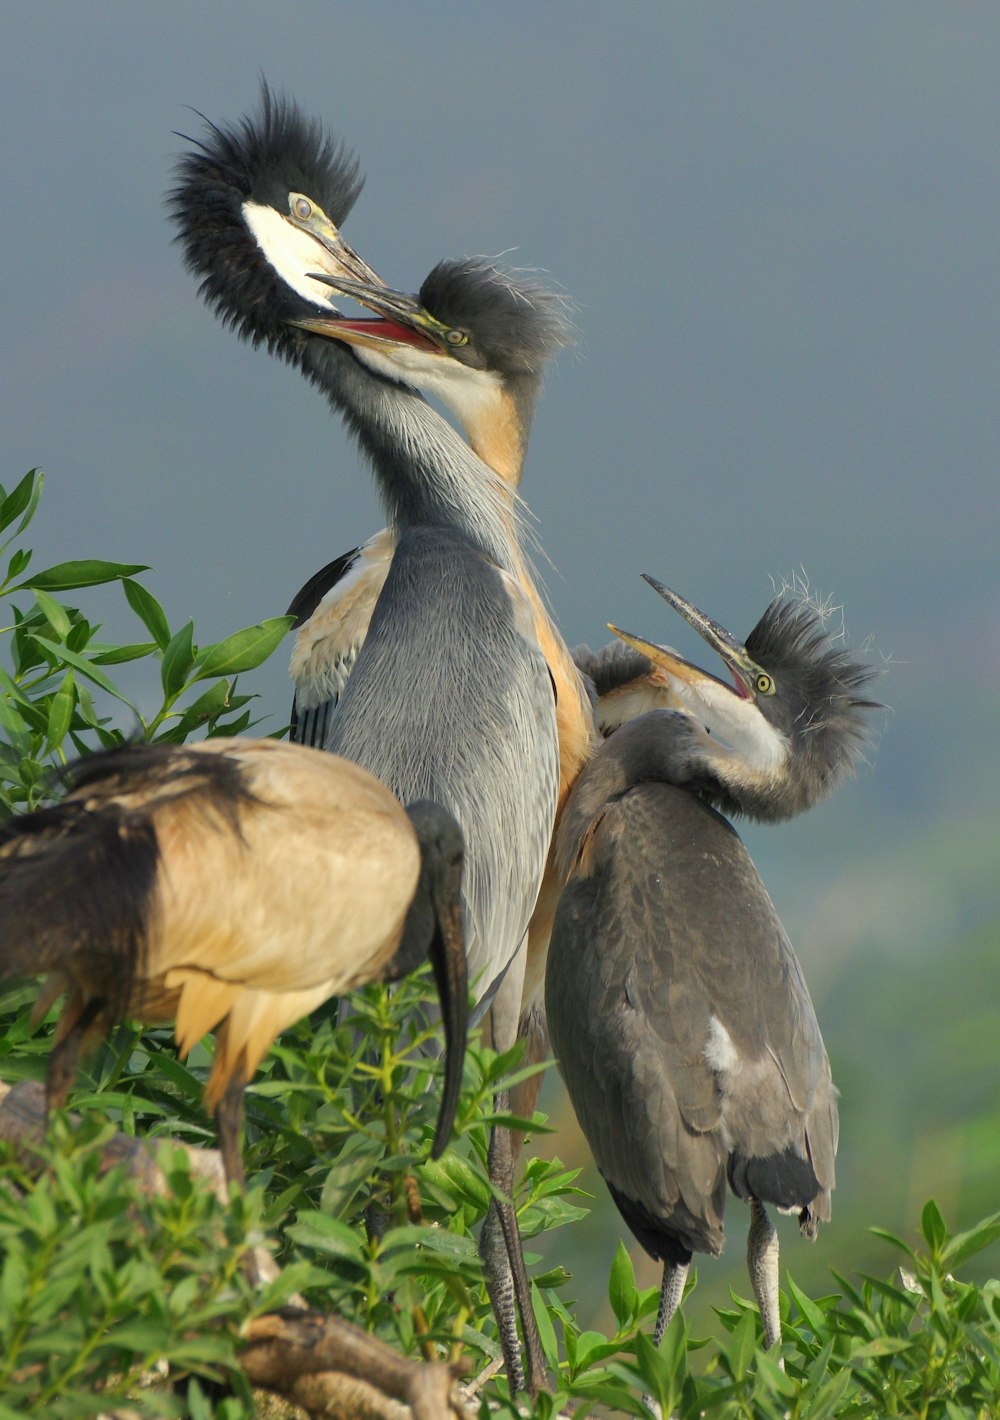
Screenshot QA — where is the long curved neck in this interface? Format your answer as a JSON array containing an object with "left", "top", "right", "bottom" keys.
[{"left": 303, "top": 340, "right": 522, "bottom": 573}]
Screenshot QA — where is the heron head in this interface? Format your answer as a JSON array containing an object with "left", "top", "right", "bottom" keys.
[
  {"left": 169, "top": 82, "right": 379, "bottom": 341},
  {"left": 609, "top": 576, "right": 882, "bottom": 815},
  {"left": 288, "top": 262, "right": 572, "bottom": 483}
]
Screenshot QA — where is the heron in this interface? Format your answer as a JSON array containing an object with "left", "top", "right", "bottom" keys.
[
  {"left": 283, "top": 256, "right": 577, "bottom": 758},
  {"left": 546, "top": 578, "right": 880, "bottom": 1357},
  {"left": 0, "top": 738, "right": 468, "bottom": 1188},
  {"left": 169, "top": 88, "right": 562, "bottom": 1391}
]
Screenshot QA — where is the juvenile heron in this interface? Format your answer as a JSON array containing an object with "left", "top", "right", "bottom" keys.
[
  {"left": 0, "top": 739, "right": 468, "bottom": 1187},
  {"left": 546, "top": 579, "right": 880, "bottom": 1355},
  {"left": 169, "top": 88, "right": 560, "bottom": 1391}
]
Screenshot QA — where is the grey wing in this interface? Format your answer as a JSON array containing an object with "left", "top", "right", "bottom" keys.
[
  {"left": 546, "top": 795, "right": 730, "bottom": 1259},
  {"left": 641, "top": 786, "right": 838, "bottom": 1213}
]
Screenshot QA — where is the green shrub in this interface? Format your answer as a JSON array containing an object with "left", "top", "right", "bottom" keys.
[{"left": 2, "top": 469, "right": 999, "bottom": 1417}]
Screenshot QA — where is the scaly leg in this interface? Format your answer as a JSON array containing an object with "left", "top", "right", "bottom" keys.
[
  {"left": 652, "top": 1260, "right": 689, "bottom": 1346},
  {"left": 746, "top": 1199, "right": 782, "bottom": 1354}
]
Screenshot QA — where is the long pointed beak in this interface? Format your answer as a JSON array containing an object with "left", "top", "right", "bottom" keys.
[
  {"left": 640, "top": 575, "right": 761, "bottom": 699},
  {"left": 607, "top": 623, "right": 736, "bottom": 699},
  {"left": 428, "top": 896, "right": 469, "bottom": 1159},
  {"left": 289, "top": 311, "right": 442, "bottom": 354},
  {"left": 285, "top": 192, "right": 385, "bottom": 289},
  {"left": 295, "top": 275, "right": 462, "bottom": 356}
]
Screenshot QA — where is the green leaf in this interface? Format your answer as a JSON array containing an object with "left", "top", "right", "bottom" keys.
[
  {"left": 45, "top": 671, "right": 76, "bottom": 752},
  {"left": 531, "top": 1279, "right": 560, "bottom": 1369},
  {"left": 5, "top": 546, "right": 31, "bottom": 583},
  {"left": 608, "top": 1239, "right": 639, "bottom": 1328},
  {"left": 193, "top": 616, "right": 293, "bottom": 681},
  {"left": 32, "top": 587, "right": 72, "bottom": 639},
  {"left": 28, "top": 635, "right": 137, "bottom": 708},
  {"left": 169, "top": 680, "right": 233, "bottom": 737},
  {"left": 0, "top": 470, "right": 42, "bottom": 537},
  {"left": 0, "top": 470, "right": 37, "bottom": 530},
  {"left": 868, "top": 1225, "right": 915, "bottom": 1258},
  {"left": 123, "top": 577, "right": 171, "bottom": 651},
  {"left": 286, "top": 1211, "right": 366, "bottom": 1265},
  {"left": 851, "top": 1336, "right": 915, "bottom": 1359},
  {"left": 728, "top": 1305, "right": 756, "bottom": 1381},
  {"left": 14, "top": 558, "right": 149, "bottom": 592},
  {"left": 921, "top": 1198, "right": 948, "bottom": 1253},
  {"left": 90, "top": 641, "right": 158, "bottom": 665},
  {"left": 161, "top": 620, "right": 196, "bottom": 698},
  {"left": 942, "top": 1210, "right": 1000, "bottom": 1268},
  {"left": 786, "top": 1272, "right": 827, "bottom": 1336}
]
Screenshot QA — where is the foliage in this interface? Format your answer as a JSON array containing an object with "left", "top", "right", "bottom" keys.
[
  {"left": 0, "top": 468, "right": 291, "bottom": 814},
  {"left": 2, "top": 470, "right": 1000, "bottom": 1417}
]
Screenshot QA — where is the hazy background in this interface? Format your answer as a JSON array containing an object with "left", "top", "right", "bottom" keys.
[{"left": 4, "top": 4, "right": 999, "bottom": 1326}]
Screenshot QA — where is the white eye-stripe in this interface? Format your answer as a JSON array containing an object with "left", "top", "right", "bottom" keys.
[{"left": 242, "top": 200, "right": 339, "bottom": 308}]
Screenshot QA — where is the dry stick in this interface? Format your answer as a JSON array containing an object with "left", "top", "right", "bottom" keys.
[{"left": 241, "top": 1310, "right": 469, "bottom": 1420}]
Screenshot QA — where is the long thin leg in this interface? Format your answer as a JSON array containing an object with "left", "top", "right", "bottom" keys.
[
  {"left": 641, "top": 1260, "right": 690, "bottom": 1418},
  {"left": 480, "top": 1106, "right": 525, "bottom": 1396},
  {"left": 746, "top": 1199, "right": 782, "bottom": 1352},
  {"left": 652, "top": 1260, "right": 689, "bottom": 1346},
  {"left": 478, "top": 950, "right": 551, "bottom": 1397},
  {"left": 214, "top": 1075, "right": 247, "bottom": 1193},
  {"left": 46, "top": 997, "right": 105, "bottom": 1112}
]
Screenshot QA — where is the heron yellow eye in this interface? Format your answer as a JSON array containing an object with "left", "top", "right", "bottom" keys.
[
  {"left": 755, "top": 672, "right": 775, "bottom": 696},
  {"left": 291, "top": 195, "right": 312, "bottom": 220},
  {"left": 445, "top": 329, "right": 469, "bottom": 347}
]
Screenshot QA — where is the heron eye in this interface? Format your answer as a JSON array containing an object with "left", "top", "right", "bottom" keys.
[
  {"left": 445, "top": 329, "right": 469, "bottom": 347},
  {"left": 755, "top": 672, "right": 775, "bottom": 696},
  {"left": 291, "top": 195, "right": 312, "bottom": 220}
]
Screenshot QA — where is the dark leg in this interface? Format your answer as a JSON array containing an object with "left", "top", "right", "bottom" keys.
[
  {"left": 746, "top": 1199, "right": 781, "bottom": 1353},
  {"left": 46, "top": 998, "right": 105, "bottom": 1112},
  {"left": 214, "top": 1075, "right": 247, "bottom": 1193},
  {"left": 478, "top": 1088, "right": 549, "bottom": 1396},
  {"left": 215, "top": 1076, "right": 259, "bottom": 1286}
]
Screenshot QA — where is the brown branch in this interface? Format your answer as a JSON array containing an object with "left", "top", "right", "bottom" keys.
[
  {"left": 0, "top": 1079, "right": 227, "bottom": 1198},
  {"left": 242, "top": 1309, "right": 471, "bottom": 1420}
]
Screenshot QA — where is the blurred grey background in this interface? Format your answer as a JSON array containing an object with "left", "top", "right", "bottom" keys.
[{"left": 4, "top": 3, "right": 999, "bottom": 1324}]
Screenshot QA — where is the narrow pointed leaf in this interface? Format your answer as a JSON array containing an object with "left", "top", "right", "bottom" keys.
[
  {"left": 161, "top": 620, "right": 196, "bottom": 697},
  {"left": 123, "top": 577, "right": 171, "bottom": 650},
  {"left": 0, "top": 469, "right": 41, "bottom": 536},
  {"left": 29, "top": 636, "right": 136, "bottom": 707},
  {"left": 32, "top": 588, "right": 72, "bottom": 640},
  {"left": 193, "top": 617, "right": 294, "bottom": 680},
  {"left": 14, "top": 559, "right": 149, "bottom": 592}
]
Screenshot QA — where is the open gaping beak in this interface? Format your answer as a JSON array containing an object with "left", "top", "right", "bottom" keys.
[
  {"left": 606, "top": 576, "right": 778, "bottom": 743},
  {"left": 629, "top": 575, "right": 773, "bottom": 702},
  {"left": 428, "top": 894, "right": 469, "bottom": 1160},
  {"left": 290, "top": 274, "right": 461, "bottom": 357}
]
